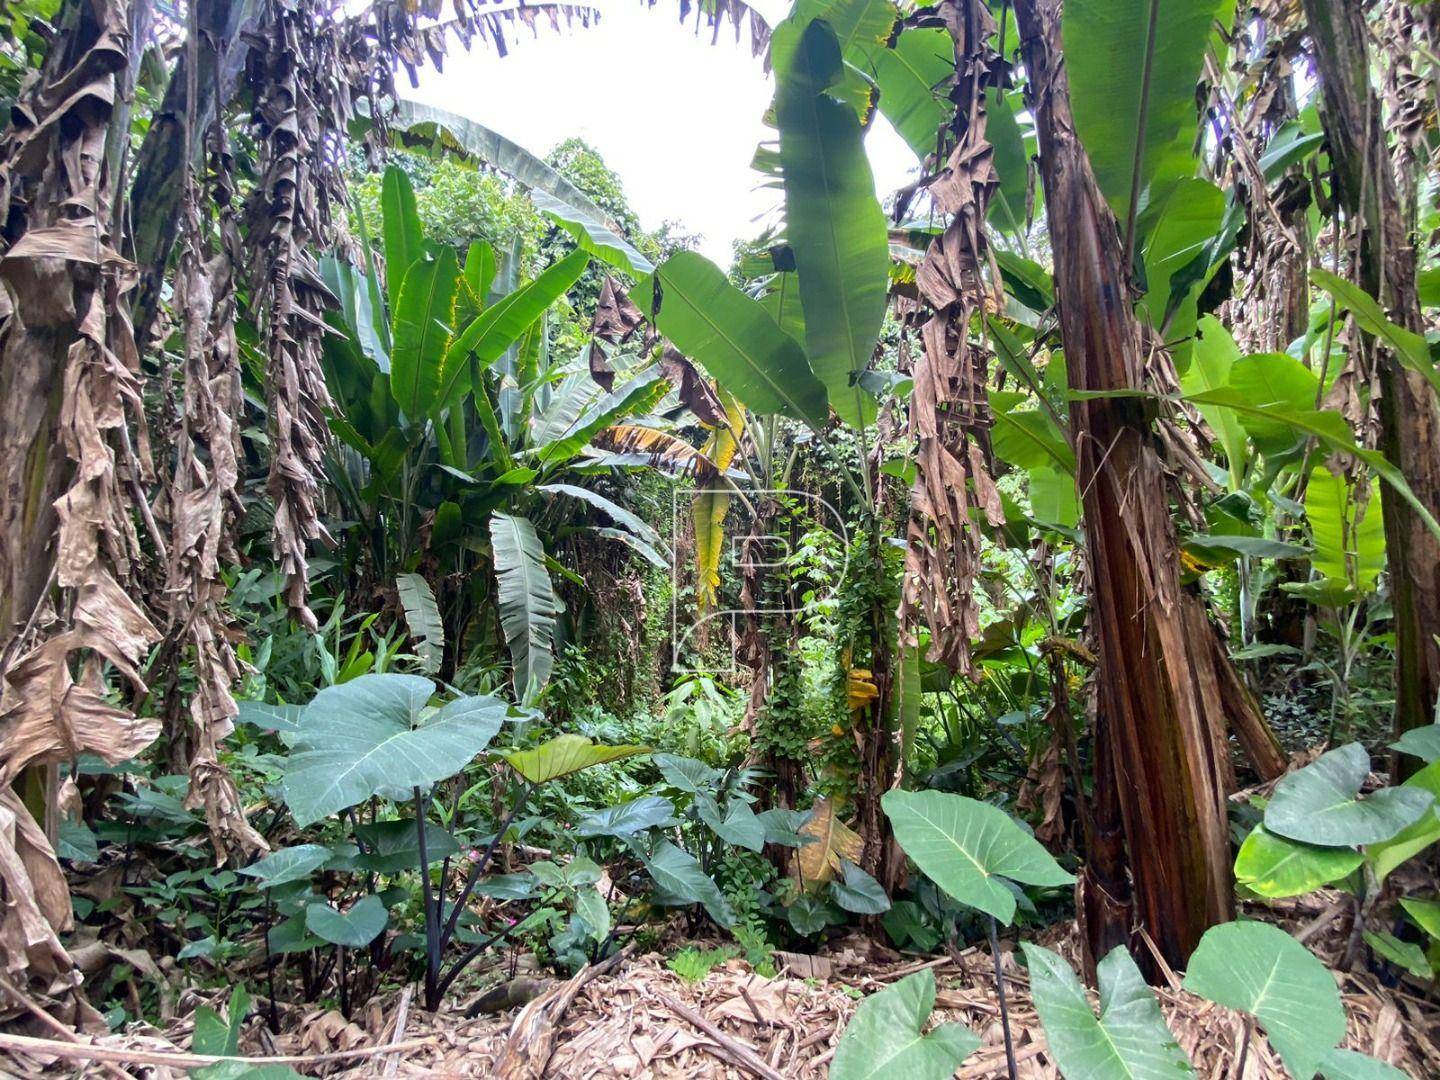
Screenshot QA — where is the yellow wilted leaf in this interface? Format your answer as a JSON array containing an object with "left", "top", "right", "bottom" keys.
[
  {"left": 693, "top": 385, "right": 746, "bottom": 613},
  {"left": 845, "top": 668, "right": 879, "bottom": 712},
  {"left": 795, "top": 796, "right": 862, "bottom": 888}
]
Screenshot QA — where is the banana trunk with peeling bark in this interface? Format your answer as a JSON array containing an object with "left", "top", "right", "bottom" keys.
[
  {"left": 1012, "top": 0, "right": 1237, "bottom": 971},
  {"left": 1303, "top": 0, "right": 1440, "bottom": 775}
]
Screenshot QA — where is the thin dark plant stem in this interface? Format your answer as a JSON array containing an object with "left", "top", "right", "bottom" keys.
[
  {"left": 263, "top": 891, "right": 280, "bottom": 1033},
  {"left": 414, "top": 786, "right": 439, "bottom": 1009},
  {"left": 439, "top": 780, "right": 535, "bottom": 950},
  {"left": 1234, "top": 1015, "right": 1254, "bottom": 1079},
  {"left": 434, "top": 921, "right": 519, "bottom": 1001},
  {"left": 338, "top": 945, "right": 349, "bottom": 1019},
  {"left": 987, "top": 914, "right": 1018, "bottom": 1080}
]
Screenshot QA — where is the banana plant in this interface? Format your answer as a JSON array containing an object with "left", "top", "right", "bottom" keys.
[{"left": 321, "top": 164, "right": 671, "bottom": 704}]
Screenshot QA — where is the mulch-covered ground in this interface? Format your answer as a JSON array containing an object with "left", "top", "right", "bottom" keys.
[{"left": 3, "top": 890, "right": 1436, "bottom": 1077}]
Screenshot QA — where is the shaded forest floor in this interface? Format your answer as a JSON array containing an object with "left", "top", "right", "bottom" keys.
[{"left": 5, "top": 889, "right": 1437, "bottom": 1078}]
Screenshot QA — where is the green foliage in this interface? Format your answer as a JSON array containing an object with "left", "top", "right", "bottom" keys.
[
  {"left": 501, "top": 734, "right": 648, "bottom": 784},
  {"left": 830, "top": 969, "right": 980, "bottom": 1080},
  {"left": 1023, "top": 944, "right": 1192, "bottom": 1080},
  {"left": 1183, "top": 921, "right": 1346, "bottom": 1080},
  {"left": 1063, "top": 0, "right": 1235, "bottom": 215},
  {"left": 1263, "top": 742, "right": 1434, "bottom": 848},
  {"left": 649, "top": 251, "right": 829, "bottom": 426},
  {"left": 775, "top": 18, "right": 888, "bottom": 428},
  {"left": 667, "top": 944, "right": 738, "bottom": 983},
  {"left": 280, "top": 674, "right": 507, "bottom": 826},
  {"left": 1234, "top": 825, "right": 1362, "bottom": 898},
  {"left": 882, "top": 790, "right": 1074, "bottom": 924}
]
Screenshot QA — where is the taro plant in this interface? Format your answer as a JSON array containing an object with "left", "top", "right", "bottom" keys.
[
  {"left": 881, "top": 789, "right": 1074, "bottom": 1076},
  {"left": 257, "top": 676, "right": 652, "bottom": 1011},
  {"left": 1234, "top": 740, "right": 1439, "bottom": 985}
]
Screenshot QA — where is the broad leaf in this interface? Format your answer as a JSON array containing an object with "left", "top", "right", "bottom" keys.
[
  {"left": 1234, "top": 824, "right": 1361, "bottom": 898},
  {"left": 306, "top": 895, "right": 387, "bottom": 948},
  {"left": 1064, "top": 0, "right": 1235, "bottom": 215},
  {"left": 1312, "top": 269, "right": 1439, "bottom": 395},
  {"left": 830, "top": 969, "right": 980, "bottom": 1080},
  {"left": 538, "top": 483, "right": 665, "bottom": 553},
  {"left": 390, "top": 98, "right": 653, "bottom": 276},
  {"left": 381, "top": 166, "right": 423, "bottom": 312},
  {"left": 281, "top": 675, "right": 506, "bottom": 825},
  {"left": 861, "top": 27, "right": 952, "bottom": 160},
  {"left": 1264, "top": 742, "right": 1434, "bottom": 847},
  {"left": 1023, "top": 943, "right": 1192, "bottom": 1079},
  {"left": 353, "top": 818, "right": 459, "bottom": 874},
  {"left": 239, "top": 844, "right": 332, "bottom": 889},
  {"left": 796, "top": 795, "right": 863, "bottom": 887},
  {"left": 882, "top": 789, "right": 1074, "bottom": 923},
  {"left": 501, "top": 733, "right": 646, "bottom": 784},
  {"left": 574, "top": 796, "right": 678, "bottom": 838},
  {"left": 1320, "top": 1048, "right": 1411, "bottom": 1080},
  {"left": 644, "top": 840, "right": 735, "bottom": 927},
  {"left": 1392, "top": 724, "right": 1440, "bottom": 763},
  {"left": 830, "top": 860, "right": 890, "bottom": 915},
  {"left": 649, "top": 251, "right": 829, "bottom": 427},
  {"left": 1183, "top": 317, "right": 1248, "bottom": 484},
  {"left": 533, "top": 369, "right": 669, "bottom": 467},
  {"left": 390, "top": 248, "right": 460, "bottom": 417},
  {"left": 395, "top": 573, "right": 444, "bottom": 675},
  {"left": 237, "top": 701, "right": 302, "bottom": 734},
  {"left": 574, "top": 886, "right": 611, "bottom": 944},
  {"left": 1226, "top": 352, "right": 1321, "bottom": 456},
  {"left": 695, "top": 794, "right": 765, "bottom": 852},
  {"left": 758, "top": 807, "right": 814, "bottom": 847},
  {"left": 777, "top": 19, "right": 889, "bottom": 429},
  {"left": 1364, "top": 930, "right": 1432, "bottom": 980},
  {"left": 1183, "top": 920, "right": 1345, "bottom": 1080},
  {"left": 653, "top": 753, "right": 724, "bottom": 794},
  {"left": 490, "top": 513, "right": 562, "bottom": 706},
  {"left": 1306, "top": 466, "right": 1385, "bottom": 597},
  {"left": 437, "top": 250, "right": 590, "bottom": 408},
  {"left": 1369, "top": 760, "right": 1440, "bottom": 883}
]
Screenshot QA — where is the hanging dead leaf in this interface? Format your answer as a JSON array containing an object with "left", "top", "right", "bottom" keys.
[{"left": 794, "top": 796, "right": 862, "bottom": 888}]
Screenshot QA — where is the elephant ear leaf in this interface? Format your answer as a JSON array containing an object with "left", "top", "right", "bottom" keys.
[
  {"left": 501, "top": 734, "right": 646, "bottom": 784},
  {"left": 489, "top": 512, "right": 563, "bottom": 706},
  {"left": 1024, "top": 943, "right": 1192, "bottom": 1079},
  {"left": 881, "top": 790, "right": 1074, "bottom": 924},
  {"left": 1183, "top": 920, "right": 1345, "bottom": 1080},
  {"left": 396, "top": 573, "right": 444, "bottom": 676},
  {"left": 306, "top": 894, "right": 387, "bottom": 948},
  {"left": 830, "top": 969, "right": 980, "bottom": 1080},
  {"left": 1233, "top": 824, "right": 1362, "bottom": 898},
  {"left": 1319, "top": 1048, "right": 1412, "bottom": 1080},
  {"left": 1263, "top": 742, "right": 1434, "bottom": 847},
  {"left": 280, "top": 674, "right": 507, "bottom": 826}
]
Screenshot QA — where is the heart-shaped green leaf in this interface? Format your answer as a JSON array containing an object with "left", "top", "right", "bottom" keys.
[
  {"left": 1023, "top": 943, "right": 1192, "bottom": 1079},
  {"left": 353, "top": 818, "right": 459, "bottom": 874},
  {"left": 306, "top": 895, "right": 388, "bottom": 948},
  {"left": 1183, "top": 920, "right": 1344, "bottom": 1080},
  {"left": 1391, "top": 724, "right": 1440, "bottom": 763},
  {"left": 1368, "top": 760, "right": 1440, "bottom": 883},
  {"left": 1234, "top": 824, "right": 1362, "bottom": 897},
  {"left": 882, "top": 790, "right": 1074, "bottom": 924},
  {"left": 830, "top": 969, "right": 980, "bottom": 1080},
  {"left": 501, "top": 734, "right": 647, "bottom": 784},
  {"left": 1319, "top": 1048, "right": 1410, "bottom": 1080},
  {"left": 574, "top": 796, "right": 678, "bottom": 839},
  {"left": 239, "top": 845, "right": 333, "bottom": 889},
  {"left": 281, "top": 675, "right": 507, "bottom": 825},
  {"left": 830, "top": 860, "right": 890, "bottom": 915},
  {"left": 695, "top": 794, "right": 765, "bottom": 852},
  {"left": 1264, "top": 743, "right": 1434, "bottom": 847},
  {"left": 643, "top": 840, "right": 734, "bottom": 928}
]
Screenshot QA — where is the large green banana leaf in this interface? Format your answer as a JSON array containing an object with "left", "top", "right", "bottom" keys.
[
  {"left": 1063, "top": 0, "right": 1235, "bottom": 218},
  {"left": 390, "top": 247, "right": 461, "bottom": 417},
  {"left": 490, "top": 512, "right": 563, "bottom": 706},
  {"left": 776, "top": 18, "right": 889, "bottom": 429}
]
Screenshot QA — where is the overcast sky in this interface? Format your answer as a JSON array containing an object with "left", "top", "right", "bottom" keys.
[{"left": 406, "top": 0, "right": 919, "bottom": 264}]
